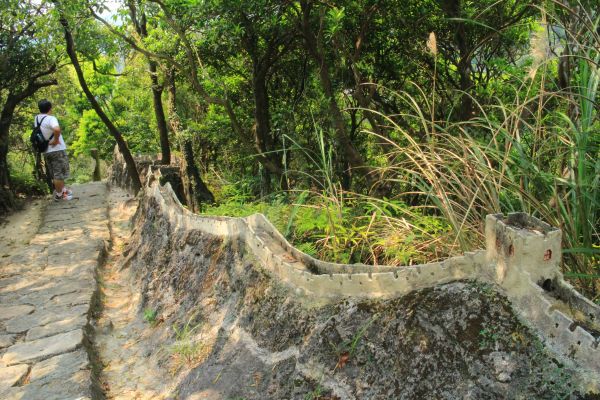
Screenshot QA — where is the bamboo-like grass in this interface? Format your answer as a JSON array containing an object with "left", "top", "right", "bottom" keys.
[{"left": 361, "top": 7, "right": 599, "bottom": 299}]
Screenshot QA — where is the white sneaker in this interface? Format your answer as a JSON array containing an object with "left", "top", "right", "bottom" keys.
[
  {"left": 54, "top": 191, "right": 73, "bottom": 201},
  {"left": 63, "top": 188, "right": 73, "bottom": 196}
]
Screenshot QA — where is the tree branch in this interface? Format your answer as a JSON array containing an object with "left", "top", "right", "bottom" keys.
[
  {"left": 90, "top": 7, "right": 181, "bottom": 68},
  {"left": 91, "top": 59, "right": 127, "bottom": 76}
]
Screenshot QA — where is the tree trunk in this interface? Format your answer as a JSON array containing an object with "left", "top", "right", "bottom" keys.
[
  {"left": 166, "top": 69, "right": 215, "bottom": 211},
  {"left": 240, "top": 15, "right": 288, "bottom": 192},
  {"left": 0, "top": 118, "right": 13, "bottom": 192},
  {"left": 456, "top": 28, "right": 474, "bottom": 120},
  {"left": 0, "top": 120, "right": 14, "bottom": 214},
  {"left": 58, "top": 14, "right": 142, "bottom": 193},
  {"left": 300, "top": 1, "right": 375, "bottom": 188},
  {"left": 35, "top": 153, "right": 54, "bottom": 192},
  {"left": 127, "top": 3, "right": 171, "bottom": 164},
  {"left": 149, "top": 61, "right": 171, "bottom": 164},
  {"left": 183, "top": 139, "right": 215, "bottom": 207},
  {"left": 1, "top": 79, "right": 56, "bottom": 209},
  {"left": 252, "top": 67, "right": 287, "bottom": 190},
  {"left": 440, "top": 0, "right": 474, "bottom": 120}
]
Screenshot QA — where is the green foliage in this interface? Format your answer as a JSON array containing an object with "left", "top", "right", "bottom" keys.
[
  {"left": 170, "top": 314, "right": 204, "bottom": 365},
  {"left": 203, "top": 188, "right": 455, "bottom": 265},
  {"left": 0, "top": 1, "right": 58, "bottom": 94},
  {"left": 68, "top": 155, "right": 105, "bottom": 184},
  {"left": 70, "top": 109, "right": 113, "bottom": 158},
  {"left": 143, "top": 308, "right": 158, "bottom": 326},
  {"left": 9, "top": 168, "right": 47, "bottom": 196},
  {"left": 6, "top": 153, "right": 45, "bottom": 195},
  {"left": 478, "top": 327, "right": 500, "bottom": 350},
  {"left": 332, "top": 315, "right": 377, "bottom": 360},
  {"left": 304, "top": 386, "right": 324, "bottom": 400}
]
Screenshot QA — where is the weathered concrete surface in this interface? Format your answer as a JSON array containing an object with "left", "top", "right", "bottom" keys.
[
  {"left": 0, "top": 182, "right": 109, "bottom": 399},
  {"left": 2, "top": 329, "right": 84, "bottom": 365},
  {"left": 0, "top": 364, "right": 28, "bottom": 388},
  {"left": 99, "top": 180, "right": 596, "bottom": 400},
  {"left": 0, "top": 305, "right": 35, "bottom": 320},
  {"left": 140, "top": 174, "right": 600, "bottom": 383}
]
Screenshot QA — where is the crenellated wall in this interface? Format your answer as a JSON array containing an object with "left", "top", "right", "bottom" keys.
[
  {"left": 114, "top": 156, "right": 600, "bottom": 388},
  {"left": 142, "top": 170, "right": 599, "bottom": 380}
]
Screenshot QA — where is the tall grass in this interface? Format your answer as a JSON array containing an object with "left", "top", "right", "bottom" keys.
[
  {"left": 280, "top": 126, "right": 459, "bottom": 265},
  {"left": 365, "top": 7, "right": 599, "bottom": 299}
]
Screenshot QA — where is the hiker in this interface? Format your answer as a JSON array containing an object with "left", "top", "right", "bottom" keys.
[{"left": 35, "top": 99, "right": 73, "bottom": 201}]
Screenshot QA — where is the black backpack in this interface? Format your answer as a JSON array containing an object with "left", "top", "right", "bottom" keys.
[{"left": 30, "top": 116, "right": 53, "bottom": 153}]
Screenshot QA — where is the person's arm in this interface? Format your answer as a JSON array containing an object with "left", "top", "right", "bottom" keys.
[
  {"left": 50, "top": 126, "right": 61, "bottom": 146},
  {"left": 49, "top": 116, "right": 61, "bottom": 146}
]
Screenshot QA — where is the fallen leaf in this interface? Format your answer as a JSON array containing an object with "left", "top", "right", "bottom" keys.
[{"left": 335, "top": 352, "right": 350, "bottom": 370}]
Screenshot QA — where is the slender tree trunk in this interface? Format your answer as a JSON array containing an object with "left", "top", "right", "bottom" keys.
[
  {"left": 240, "top": 14, "right": 289, "bottom": 192},
  {"left": 440, "top": 0, "right": 474, "bottom": 120},
  {"left": 183, "top": 140, "right": 215, "bottom": 206},
  {"left": 166, "top": 70, "right": 215, "bottom": 210},
  {"left": 456, "top": 28, "right": 474, "bottom": 120},
  {"left": 1, "top": 83, "right": 54, "bottom": 195},
  {"left": 149, "top": 61, "right": 171, "bottom": 164},
  {"left": 127, "top": 2, "right": 171, "bottom": 164},
  {"left": 300, "top": 1, "right": 375, "bottom": 188},
  {"left": 58, "top": 14, "right": 142, "bottom": 193},
  {"left": 0, "top": 123, "right": 14, "bottom": 215},
  {"left": 0, "top": 111, "right": 14, "bottom": 191},
  {"left": 165, "top": 69, "right": 182, "bottom": 137},
  {"left": 252, "top": 67, "right": 287, "bottom": 190},
  {"left": 0, "top": 133, "right": 13, "bottom": 213},
  {"left": 35, "top": 152, "right": 53, "bottom": 192}
]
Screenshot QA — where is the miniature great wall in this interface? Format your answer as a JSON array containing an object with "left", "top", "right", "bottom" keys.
[{"left": 109, "top": 151, "right": 600, "bottom": 398}]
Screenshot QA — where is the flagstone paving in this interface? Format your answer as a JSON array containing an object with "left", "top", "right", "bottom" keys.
[{"left": 0, "top": 183, "right": 109, "bottom": 400}]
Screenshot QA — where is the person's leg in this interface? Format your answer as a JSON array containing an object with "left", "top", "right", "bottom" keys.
[
  {"left": 47, "top": 151, "right": 71, "bottom": 200},
  {"left": 53, "top": 179, "right": 64, "bottom": 194},
  {"left": 60, "top": 151, "right": 71, "bottom": 195}
]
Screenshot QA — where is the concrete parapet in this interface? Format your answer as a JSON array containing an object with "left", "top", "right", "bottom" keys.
[
  {"left": 131, "top": 169, "right": 600, "bottom": 383},
  {"left": 486, "top": 212, "right": 562, "bottom": 289},
  {"left": 151, "top": 180, "right": 484, "bottom": 300}
]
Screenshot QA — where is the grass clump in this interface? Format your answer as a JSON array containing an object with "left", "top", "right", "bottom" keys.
[
  {"left": 143, "top": 308, "right": 158, "bottom": 326},
  {"left": 170, "top": 314, "right": 205, "bottom": 367},
  {"left": 203, "top": 191, "right": 455, "bottom": 266}
]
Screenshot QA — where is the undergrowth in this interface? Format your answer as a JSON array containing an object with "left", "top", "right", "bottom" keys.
[{"left": 202, "top": 190, "right": 456, "bottom": 266}]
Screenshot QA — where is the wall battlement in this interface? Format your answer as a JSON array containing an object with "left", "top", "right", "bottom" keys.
[{"left": 113, "top": 158, "right": 600, "bottom": 387}]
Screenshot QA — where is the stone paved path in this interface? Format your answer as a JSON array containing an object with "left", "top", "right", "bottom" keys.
[{"left": 0, "top": 183, "right": 109, "bottom": 400}]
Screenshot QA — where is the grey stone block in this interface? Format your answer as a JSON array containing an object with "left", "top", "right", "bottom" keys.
[{"left": 1, "top": 329, "right": 83, "bottom": 366}]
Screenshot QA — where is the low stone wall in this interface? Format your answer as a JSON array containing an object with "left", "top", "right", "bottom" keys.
[
  {"left": 109, "top": 147, "right": 186, "bottom": 205},
  {"left": 139, "top": 167, "right": 600, "bottom": 385}
]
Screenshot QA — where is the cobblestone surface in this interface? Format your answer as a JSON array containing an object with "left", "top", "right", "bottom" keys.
[{"left": 0, "top": 183, "right": 109, "bottom": 400}]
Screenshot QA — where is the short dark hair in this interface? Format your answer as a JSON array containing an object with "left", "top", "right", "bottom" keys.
[{"left": 38, "top": 99, "right": 52, "bottom": 113}]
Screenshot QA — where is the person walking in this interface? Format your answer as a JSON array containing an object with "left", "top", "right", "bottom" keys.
[{"left": 35, "top": 99, "right": 73, "bottom": 201}]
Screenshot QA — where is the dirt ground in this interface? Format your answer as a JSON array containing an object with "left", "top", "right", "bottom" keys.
[
  {"left": 93, "top": 187, "right": 177, "bottom": 399},
  {"left": 0, "top": 199, "right": 44, "bottom": 260}
]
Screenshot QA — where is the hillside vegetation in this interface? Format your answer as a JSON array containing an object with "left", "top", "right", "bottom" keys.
[{"left": 1, "top": 0, "right": 598, "bottom": 299}]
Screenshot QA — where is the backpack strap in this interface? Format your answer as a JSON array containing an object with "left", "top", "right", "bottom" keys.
[
  {"left": 36, "top": 115, "right": 47, "bottom": 128},
  {"left": 36, "top": 115, "right": 54, "bottom": 141}
]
